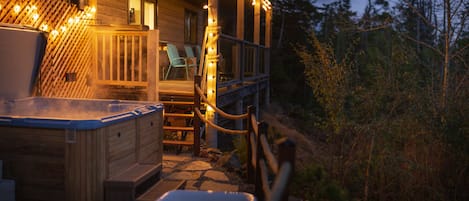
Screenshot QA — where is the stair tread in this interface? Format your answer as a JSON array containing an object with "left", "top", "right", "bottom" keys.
[
  {"left": 161, "top": 101, "right": 195, "bottom": 105},
  {"left": 163, "top": 140, "right": 194, "bottom": 145},
  {"left": 163, "top": 126, "right": 194, "bottom": 131},
  {"left": 164, "top": 113, "right": 194, "bottom": 118},
  {"left": 137, "top": 180, "right": 186, "bottom": 201}
]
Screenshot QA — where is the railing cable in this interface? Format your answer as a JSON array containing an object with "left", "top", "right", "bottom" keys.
[
  {"left": 195, "top": 84, "right": 249, "bottom": 120},
  {"left": 194, "top": 107, "right": 248, "bottom": 135}
]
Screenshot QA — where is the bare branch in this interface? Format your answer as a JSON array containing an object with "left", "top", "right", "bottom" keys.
[
  {"left": 451, "top": 13, "right": 467, "bottom": 44},
  {"left": 399, "top": 32, "right": 444, "bottom": 56},
  {"left": 403, "top": 0, "right": 443, "bottom": 33},
  {"left": 449, "top": 0, "right": 464, "bottom": 21},
  {"left": 450, "top": 43, "right": 469, "bottom": 59}
]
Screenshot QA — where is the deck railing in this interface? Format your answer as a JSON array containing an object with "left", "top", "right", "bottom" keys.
[
  {"left": 218, "top": 34, "right": 269, "bottom": 86},
  {"left": 193, "top": 75, "right": 295, "bottom": 201},
  {"left": 94, "top": 30, "right": 149, "bottom": 86}
]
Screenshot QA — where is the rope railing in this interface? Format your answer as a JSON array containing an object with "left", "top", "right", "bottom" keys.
[
  {"left": 195, "top": 84, "right": 249, "bottom": 120},
  {"left": 194, "top": 107, "right": 248, "bottom": 135}
]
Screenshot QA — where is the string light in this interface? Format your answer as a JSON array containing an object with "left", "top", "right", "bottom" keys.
[
  {"left": 252, "top": 0, "right": 256, "bottom": 6},
  {"left": 40, "top": 24, "right": 48, "bottom": 31},
  {"left": 51, "top": 29, "right": 59, "bottom": 37},
  {"left": 0, "top": 4, "right": 2, "bottom": 11},
  {"left": 203, "top": 4, "right": 209, "bottom": 9},
  {"left": 90, "top": 6, "right": 96, "bottom": 13},
  {"left": 68, "top": 17, "right": 75, "bottom": 24},
  {"left": 32, "top": 13, "right": 39, "bottom": 21},
  {"left": 13, "top": 4, "right": 21, "bottom": 14},
  {"left": 31, "top": 5, "right": 37, "bottom": 10},
  {"left": 60, "top": 26, "right": 67, "bottom": 32}
]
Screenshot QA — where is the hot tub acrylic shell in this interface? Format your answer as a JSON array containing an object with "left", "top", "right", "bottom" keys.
[
  {"left": 0, "top": 96, "right": 163, "bottom": 130},
  {"left": 0, "top": 97, "right": 164, "bottom": 201}
]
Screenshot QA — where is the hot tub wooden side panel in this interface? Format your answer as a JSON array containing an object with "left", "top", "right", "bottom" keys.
[
  {"left": 106, "top": 120, "right": 138, "bottom": 178},
  {"left": 0, "top": 127, "right": 66, "bottom": 201},
  {"left": 65, "top": 129, "right": 106, "bottom": 201},
  {"left": 137, "top": 112, "right": 163, "bottom": 165}
]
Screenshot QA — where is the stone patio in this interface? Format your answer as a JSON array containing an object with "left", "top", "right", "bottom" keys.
[{"left": 162, "top": 154, "right": 241, "bottom": 192}]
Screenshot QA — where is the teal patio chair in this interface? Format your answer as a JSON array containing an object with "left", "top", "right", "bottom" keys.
[{"left": 165, "top": 43, "right": 196, "bottom": 80}]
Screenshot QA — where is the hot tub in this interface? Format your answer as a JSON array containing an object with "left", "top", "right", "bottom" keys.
[
  {"left": 0, "top": 25, "right": 164, "bottom": 201},
  {"left": 0, "top": 97, "right": 164, "bottom": 201}
]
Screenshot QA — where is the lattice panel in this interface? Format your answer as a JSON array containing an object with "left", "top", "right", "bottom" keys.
[{"left": 0, "top": 0, "right": 96, "bottom": 98}]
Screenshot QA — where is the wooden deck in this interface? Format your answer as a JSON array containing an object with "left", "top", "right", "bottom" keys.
[
  {"left": 159, "top": 80, "right": 194, "bottom": 96},
  {"left": 158, "top": 76, "right": 269, "bottom": 107}
]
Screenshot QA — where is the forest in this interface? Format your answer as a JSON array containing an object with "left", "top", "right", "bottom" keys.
[{"left": 268, "top": 0, "right": 468, "bottom": 200}]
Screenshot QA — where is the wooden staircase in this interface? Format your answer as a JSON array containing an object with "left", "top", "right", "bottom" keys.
[{"left": 160, "top": 90, "right": 202, "bottom": 152}]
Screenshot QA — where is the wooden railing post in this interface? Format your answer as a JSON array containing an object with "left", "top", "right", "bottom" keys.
[
  {"left": 193, "top": 75, "right": 202, "bottom": 156},
  {"left": 256, "top": 121, "right": 268, "bottom": 201},
  {"left": 246, "top": 105, "right": 255, "bottom": 183},
  {"left": 277, "top": 138, "right": 296, "bottom": 201}
]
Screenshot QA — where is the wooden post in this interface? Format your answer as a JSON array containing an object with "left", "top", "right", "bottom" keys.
[
  {"left": 206, "top": 0, "right": 219, "bottom": 148},
  {"left": 277, "top": 138, "right": 296, "bottom": 201},
  {"left": 147, "top": 30, "right": 159, "bottom": 101},
  {"left": 246, "top": 105, "right": 255, "bottom": 183},
  {"left": 253, "top": 0, "right": 260, "bottom": 45},
  {"left": 255, "top": 121, "right": 268, "bottom": 201},
  {"left": 193, "top": 75, "right": 202, "bottom": 156},
  {"left": 236, "top": 0, "right": 245, "bottom": 82},
  {"left": 265, "top": 10, "right": 272, "bottom": 48}
]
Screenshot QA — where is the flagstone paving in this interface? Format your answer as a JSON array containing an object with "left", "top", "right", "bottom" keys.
[{"left": 162, "top": 154, "right": 239, "bottom": 192}]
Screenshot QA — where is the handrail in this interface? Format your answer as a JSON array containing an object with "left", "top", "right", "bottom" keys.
[
  {"left": 195, "top": 84, "right": 249, "bottom": 120},
  {"left": 194, "top": 108, "right": 248, "bottom": 135},
  {"left": 220, "top": 33, "right": 267, "bottom": 48}
]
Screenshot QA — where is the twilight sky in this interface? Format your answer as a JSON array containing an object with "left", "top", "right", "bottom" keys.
[{"left": 315, "top": 0, "right": 369, "bottom": 14}]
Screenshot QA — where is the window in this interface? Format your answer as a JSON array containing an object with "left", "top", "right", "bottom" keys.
[
  {"left": 184, "top": 10, "right": 198, "bottom": 44},
  {"left": 129, "top": 0, "right": 157, "bottom": 29}
]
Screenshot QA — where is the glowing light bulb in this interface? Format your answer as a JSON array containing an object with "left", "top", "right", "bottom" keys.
[
  {"left": 51, "top": 29, "right": 59, "bottom": 37},
  {"left": 31, "top": 5, "right": 37, "bottom": 10},
  {"left": 209, "top": 33, "right": 214, "bottom": 37},
  {"left": 60, "top": 26, "right": 67, "bottom": 32},
  {"left": 86, "top": 13, "right": 92, "bottom": 18},
  {"left": 40, "top": 24, "right": 48, "bottom": 31},
  {"left": 32, "top": 13, "right": 39, "bottom": 21},
  {"left": 68, "top": 17, "right": 74, "bottom": 24},
  {"left": 203, "top": 5, "right": 208, "bottom": 9},
  {"left": 13, "top": 4, "right": 21, "bottom": 14},
  {"left": 75, "top": 16, "right": 80, "bottom": 23},
  {"left": 252, "top": 0, "right": 256, "bottom": 6},
  {"left": 90, "top": 6, "right": 96, "bottom": 13},
  {"left": 0, "top": 4, "right": 3, "bottom": 11}
]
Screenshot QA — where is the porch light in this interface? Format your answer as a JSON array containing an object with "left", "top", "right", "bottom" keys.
[{"left": 13, "top": 4, "right": 21, "bottom": 14}]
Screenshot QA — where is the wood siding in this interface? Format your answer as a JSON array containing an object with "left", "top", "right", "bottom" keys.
[
  {"left": 95, "top": 0, "right": 128, "bottom": 25},
  {"left": 158, "top": 0, "right": 205, "bottom": 49}
]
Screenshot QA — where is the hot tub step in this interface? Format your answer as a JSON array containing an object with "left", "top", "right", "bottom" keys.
[
  {"left": 136, "top": 179, "right": 186, "bottom": 201},
  {"left": 104, "top": 164, "right": 162, "bottom": 201}
]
